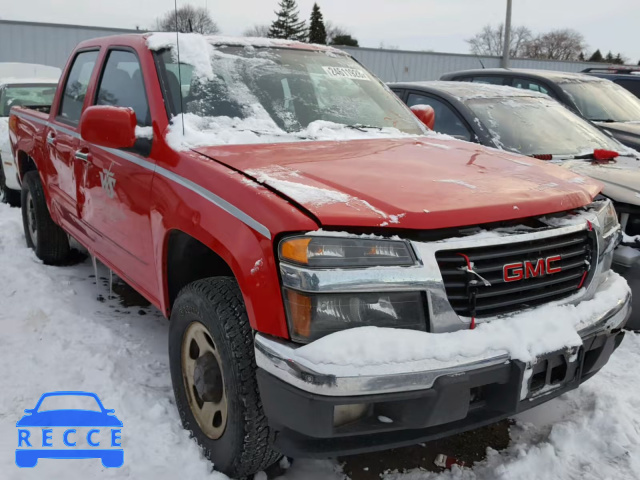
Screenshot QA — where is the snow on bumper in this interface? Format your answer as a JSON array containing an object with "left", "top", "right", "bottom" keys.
[{"left": 254, "top": 271, "right": 630, "bottom": 397}]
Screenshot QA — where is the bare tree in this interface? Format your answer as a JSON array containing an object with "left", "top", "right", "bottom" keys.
[
  {"left": 466, "top": 24, "right": 532, "bottom": 57},
  {"left": 243, "top": 24, "right": 270, "bottom": 37},
  {"left": 155, "top": 5, "right": 220, "bottom": 34},
  {"left": 524, "top": 29, "right": 586, "bottom": 61}
]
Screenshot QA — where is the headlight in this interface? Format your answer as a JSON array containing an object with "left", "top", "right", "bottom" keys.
[
  {"left": 597, "top": 200, "right": 619, "bottom": 236},
  {"left": 283, "top": 289, "right": 427, "bottom": 343},
  {"left": 279, "top": 235, "right": 416, "bottom": 268},
  {"left": 595, "top": 200, "right": 621, "bottom": 256}
]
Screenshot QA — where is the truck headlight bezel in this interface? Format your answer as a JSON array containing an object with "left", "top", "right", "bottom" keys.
[{"left": 278, "top": 235, "right": 417, "bottom": 268}]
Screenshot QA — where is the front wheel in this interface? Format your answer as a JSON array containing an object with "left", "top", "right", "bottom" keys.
[
  {"left": 21, "top": 171, "right": 70, "bottom": 265},
  {"left": 169, "top": 277, "right": 280, "bottom": 478}
]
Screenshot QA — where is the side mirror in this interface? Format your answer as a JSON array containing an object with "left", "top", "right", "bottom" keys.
[
  {"left": 80, "top": 105, "right": 137, "bottom": 149},
  {"left": 410, "top": 104, "right": 435, "bottom": 130}
]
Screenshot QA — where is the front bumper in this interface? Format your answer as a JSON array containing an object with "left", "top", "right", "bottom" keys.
[{"left": 255, "top": 278, "right": 631, "bottom": 458}]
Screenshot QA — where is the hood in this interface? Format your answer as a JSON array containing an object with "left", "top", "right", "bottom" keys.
[
  {"left": 194, "top": 137, "right": 602, "bottom": 230},
  {"left": 563, "top": 156, "right": 640, "bottom": 206},
  {"left": 596, "top": 122, "right": 640, "bottom": 150}
]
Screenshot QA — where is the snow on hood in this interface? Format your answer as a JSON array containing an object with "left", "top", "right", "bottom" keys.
[
  {"left": 294, "top": 271, "right": 629, "bottom": 377},
  {"left": 165, "top": 114, "right": 416, "bottom": 150},
  {"left": 194, "top": 137, "right": 602, "bottom": 229}
]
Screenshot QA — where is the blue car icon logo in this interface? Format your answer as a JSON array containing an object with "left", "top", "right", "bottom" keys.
[{"left": 16, "top": 391, "right": 123, "bottom": 468}]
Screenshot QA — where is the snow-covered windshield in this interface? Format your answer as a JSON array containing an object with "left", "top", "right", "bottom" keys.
[
  {"left": 150, "top": 35, "right": 423, "bottom": 148},
  {"left": 0, "top": 84, "right": 57, "bottom": 116},
  {"left": 468, "top": 96, "right": 623, "bottom": 156},
  {"left": 560, "top": 80, "right": 640, "bottom": 123}
]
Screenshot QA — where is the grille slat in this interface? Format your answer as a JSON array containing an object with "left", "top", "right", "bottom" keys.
[{"left": 436, "top": 230, "right": 593, "bottom": 318}]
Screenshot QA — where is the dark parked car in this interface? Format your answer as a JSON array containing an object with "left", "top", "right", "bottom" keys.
[
  {"left": 390, "top": 81, "right": 640, "bottom": 253},
  {"left": 581, "top": 67, "right": 640, "bottom": 99},
  {"left": 440, "top": 68, "right": 640, "bottom": 151}
]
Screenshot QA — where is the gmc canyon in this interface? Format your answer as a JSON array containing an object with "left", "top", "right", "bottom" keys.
[{"left": 8, "top": 33, "right": 631, "bottom": 477}]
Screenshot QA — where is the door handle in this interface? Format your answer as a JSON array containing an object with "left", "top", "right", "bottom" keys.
[
  {"left": 46, "top": 132, "right": 56, "bottom": 145},
  {"left": 74, "top": 150, "right": 90, "bottom": 162}
]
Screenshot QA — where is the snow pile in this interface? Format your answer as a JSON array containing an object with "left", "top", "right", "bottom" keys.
[
  {"left": 0, "top": 204, "right": 224, "bottom": 480},
  {"left": 295, "top": 271, "right": 629, "bottom": 375}
]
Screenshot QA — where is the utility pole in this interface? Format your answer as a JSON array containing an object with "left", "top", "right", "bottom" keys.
[{"left": 501, "top": 0, "right": 512, "bottom": 68}]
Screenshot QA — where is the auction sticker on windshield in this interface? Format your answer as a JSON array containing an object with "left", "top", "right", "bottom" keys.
[{"left": 322, "top": 66, "right": 371, "bottom": 81}]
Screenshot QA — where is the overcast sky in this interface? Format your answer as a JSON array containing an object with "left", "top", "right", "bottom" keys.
[{"left": 3, "top": 0, "right": 640, "bottom": 62}]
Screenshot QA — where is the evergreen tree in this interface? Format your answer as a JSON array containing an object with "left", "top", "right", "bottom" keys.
[
  {"left": 268, "top": 0, "right": 307, "bottom": 41},
  {"left": 588, "top": 49, "right": 603, "bottom": 62},
  {"left": 308, "top": 3, "right": 327, "bottom": 44},
  {"left": 605, "top": 51, "right": 614, "bottom": 62},
  {"left": 578, "top": 52, "right": 585, "bottom": 61},
  {"left": 613, "top": 53, "right": 624, "bottom": 65}
]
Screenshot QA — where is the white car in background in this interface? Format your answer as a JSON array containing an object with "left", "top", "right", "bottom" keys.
[{"left": 0, "top": 63, "right": 59, "bottom": 206}]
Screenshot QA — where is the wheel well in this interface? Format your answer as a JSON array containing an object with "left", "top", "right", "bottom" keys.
[
  {"left": 166, "top": 230, "right": 235, "bottom": 309},
  {"left": 18, "top": 152, "right": 36, "bottom": 179}
]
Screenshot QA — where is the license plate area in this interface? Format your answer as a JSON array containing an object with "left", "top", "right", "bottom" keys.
[{"left": 527, "top": 347, "right": 581, "bottom": 399}]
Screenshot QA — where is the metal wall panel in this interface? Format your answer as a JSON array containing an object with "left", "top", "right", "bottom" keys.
[
  {"left": 339, "top": 46, "right": 599, "bottom": 82},
  {"left": 0, "top": 20, "right": 140, "bottom": 68}
]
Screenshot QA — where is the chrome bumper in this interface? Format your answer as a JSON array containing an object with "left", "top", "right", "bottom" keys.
[{"left": 255, "top": 275, "right": 631, "bottom": 397}]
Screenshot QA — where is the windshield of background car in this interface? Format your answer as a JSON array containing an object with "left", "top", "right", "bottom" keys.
[
  {"left": 155, "top": 44, "right": 424, "bottom": 145},
  {"left": 467, "top": 96, "right": 624, "bottom": 156},
  {"left": 560, "top": 79, "right": 640, "bottom": 122},
  {"left": 0, "top": 84, "right": 57, "bottom": 116},
  {"left": 36, "top": 395, "right": 102, "bottom": 412}
]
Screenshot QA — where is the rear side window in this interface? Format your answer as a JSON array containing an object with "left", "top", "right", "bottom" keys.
[
  {"left": 58, "top": 50, "right": 99, "bottom": 125},
  {"left": 407, "top": 92, "right": 471, "bottom": 141},
  {"left": 470, "top": 76, "right": 506, "bottom": 85},
  {"left": 614, "top": 79, "right": 640, "bottom": 99},
  {"left": 512, "top": 78, "right": 557, "bottom": 99},
  {"left": 96, "top": 50, "right": 151, "bottom": 126}
]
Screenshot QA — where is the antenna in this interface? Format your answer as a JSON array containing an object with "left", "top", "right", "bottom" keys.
[
  {"left": 175, "top": 0, "right": 185, "bottom": 135},
  {"left": 475, "top": 53, "right": 486, "bottom": 69}
]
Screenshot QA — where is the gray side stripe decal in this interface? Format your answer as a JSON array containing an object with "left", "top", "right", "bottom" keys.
[{"left": 10, "top": 110, "right": 272, "bottom": 239}]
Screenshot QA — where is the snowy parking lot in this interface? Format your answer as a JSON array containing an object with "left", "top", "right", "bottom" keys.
[{"left": 1, "top": 200, "right": 640, "bottom": 480}]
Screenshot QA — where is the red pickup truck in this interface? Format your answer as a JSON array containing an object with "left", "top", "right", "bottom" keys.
[{"left": 8, "top": 33, "right": 631, "bottom": 477}]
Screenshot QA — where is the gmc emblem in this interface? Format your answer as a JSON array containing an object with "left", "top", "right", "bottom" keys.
[{"left": 503, "top": 256, "right": 562, "bottom": 282}]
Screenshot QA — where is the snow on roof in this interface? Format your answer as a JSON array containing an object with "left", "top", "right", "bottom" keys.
[
  {"left": 398, "top": 80, "right": 549, "bottom": 101},
  {"left": 0, "top": 62, "right": 61, "bottom": 83},
  {"left": 0, "top": 77, "right": 59, "bottom": 87},
  {"left": 145, "top": 32, "right": 345, "bottom": 55}
]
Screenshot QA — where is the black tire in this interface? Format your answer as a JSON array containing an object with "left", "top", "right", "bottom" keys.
[
  {"left": 21, "top": 171, "right": 70, "bottom": 265},
  {"left": 169, "top": 277, "right": 280, "bottom": 478},
  {"left": 0, "top": 166, "right": 21, "bottom": 207}
]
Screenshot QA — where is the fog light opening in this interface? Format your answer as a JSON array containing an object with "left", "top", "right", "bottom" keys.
[{"left": 333, "top": 403, "right": 369, "bottom": 427}]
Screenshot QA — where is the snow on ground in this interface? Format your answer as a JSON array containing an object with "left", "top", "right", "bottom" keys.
[{"left": 1, "top": 202, "right": 640, "bottom": 480}]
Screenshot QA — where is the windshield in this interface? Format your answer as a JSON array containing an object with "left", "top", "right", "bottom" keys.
[
  {"left": 155, "top": 42, "right": 423, "bottom": 147},
  {"left": 560, "top": 80, "right": 640, "bottom": 122},
  {"left": 467, "top": 96, "right": 623, "bottom": 156},
  {"left": 0, "top": 84, "right": 57, "bottom": 116}
]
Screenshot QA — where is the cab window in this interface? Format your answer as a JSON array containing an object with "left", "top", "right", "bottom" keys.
[
  {"left": 95, "top": 50, "right": 151, "bottom": 126},
  {"left": 406, "top": 93, "right": 471, "bottom": 141},
  {"left": 470, "top": 76, "right": 507, "bottom": 85},
  {"left": 512, "top": 78, "right": 557, "bottom": 99},
  {"left": 58, "top": 50, "right": 99, "bottom": 125}
]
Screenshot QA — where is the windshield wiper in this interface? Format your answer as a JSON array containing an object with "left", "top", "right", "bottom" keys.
[
  {"left": 590, "top": 118, "right": 617, "bottom": 123},
  {"left": 344, "top": 124, "right": 383, "bottom": 132}
]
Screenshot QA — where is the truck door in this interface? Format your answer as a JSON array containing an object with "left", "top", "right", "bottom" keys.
[
  {"left": 78, "top": 48, "right": 157, "bottom": 296},
  {"left": 48, "top": 50, "right": 99, "bottom": 221}
]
